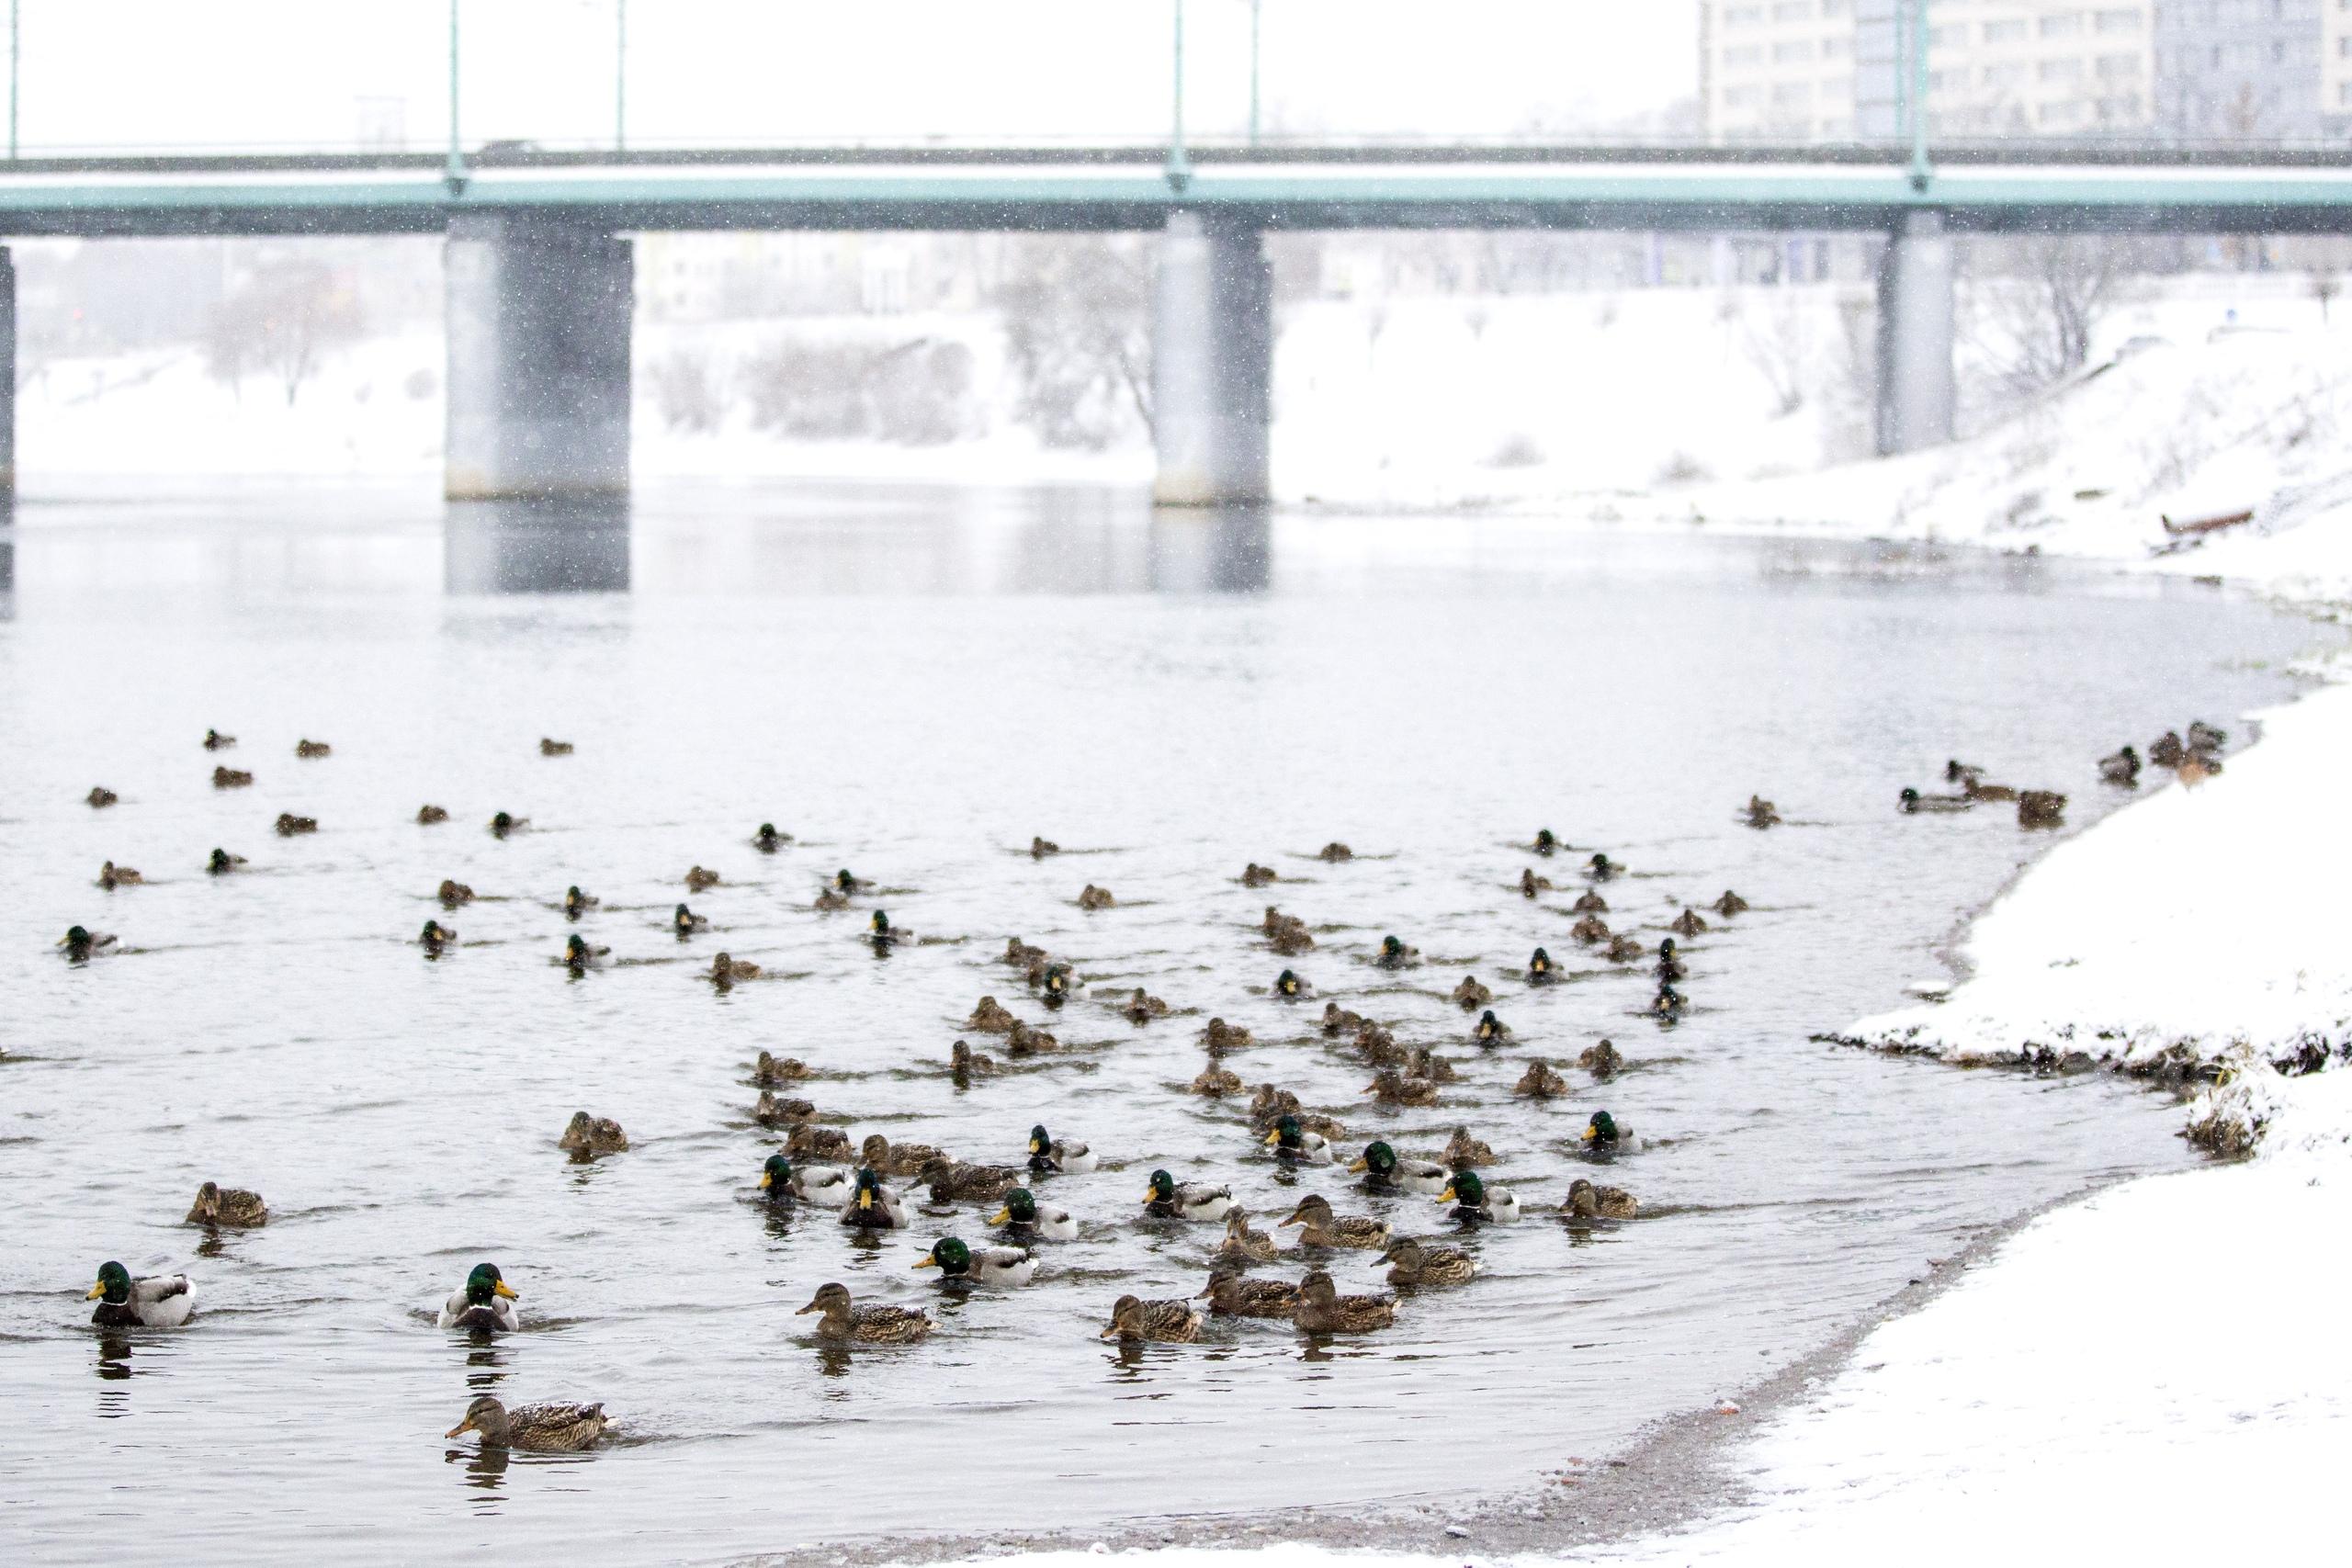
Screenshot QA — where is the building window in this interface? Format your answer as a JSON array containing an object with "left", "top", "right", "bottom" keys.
[
  {"left": 1770, "top": 1, "right": 1813, "bottom": 20},
  {"left": 1724, "top": 45, "right": 1764, "bottom": 65},
  {"left": 1984, "top": 62, "right": 2028, "bottom": 86},
  {"left": 2039, "top": 57, "right": 2085, "bottom": 82},
  {"left": 1724, "top": 85, "right": 1762, "bottom": 107},
  {"left": 1773, "top": 39, "right": 1814, "bottom": 62},
  {"left": 2094, "top": 7, "right": 2143, "bottom": 30},
  {"left": 1722, "top": 5, "right": 1764, "bottom": 25},
  {"left": 1771, "top": 81, "right": 1813, "bottom": 105},
  {"left": 1823, "top": 37, "right": 1850, "bottom": 58},
  {"left": 2095, "top": 53, "right": 2141, "bottom": 79},
  {"left": 2040, "top": 13, "right": 2084, "bottom": 38},
  {"left": 1820, "top": 0, "right": 1849, "bottom": 15},
  {"left": 1984, "top": 18, "right": 2028, "bottom": 42}
]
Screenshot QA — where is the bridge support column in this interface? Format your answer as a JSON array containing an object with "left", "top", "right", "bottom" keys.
[
  {"left": 1152, "top": 213, "right": 1271, "bottom": 507},
  {"left": 0, "top": 245, "right": 16, "bottom": 495},
  {"left": 1874, "top": 209, "right": 1955, "bottom": 456},
  {"left": 445, "top": 216, "right": 632, "bottom": 501}
]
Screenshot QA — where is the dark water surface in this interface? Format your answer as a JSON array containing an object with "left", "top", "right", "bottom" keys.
[{"left": 0, "top": 482, "right": 2322, "bottom": 1563}]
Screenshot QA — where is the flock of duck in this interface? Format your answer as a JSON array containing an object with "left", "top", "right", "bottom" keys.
[{"left": 55, "top": 716, "right": 2227, "bottom": 1454}]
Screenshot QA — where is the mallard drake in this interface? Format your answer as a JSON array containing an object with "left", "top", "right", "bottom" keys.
[
  {"left": 1571, "top": 889, "right": 1608, "bottom": 914},
  {"left": 1350, "top": 1140, "right": 1450, "bottom": 1195},
  {"left": 1529, "top": 946, "right": 1560, "bottom": 981},
  {"left": 967, "top": 996, "right": 1018, "bottom": 1033},
  {"left": 1191, "top": 1063, "right": 1243, "bottom": 1097},
  {"left": 1195, "top": 1267, "right": 1297, "bottom": 1318},
  {"left": 1039, "top": 964, "right": 1072, "bottom": 1003},
  {"left": 673, "top": 903, "right": 708, "bottom": 935},
  {"left": 1364, "top": 1070, "right": 1441, "bottom": 1107},
  {"left": 753, "top": 822, "right": 791, "bottom": 852},
  {"left": 797, "top": 1281, "right": 931, "bottom": 1343},
  {"left": 1533, "top": 827, "right": 1562, "bottom": 856},
  {"left": 1453, "top": 976, "right": 1492, "bottom": 1010},
  {"left": 275, "top": 813, "right": 318, "bottom": 837},
  {"left": 1264, "top": 1113, "right": 1334, "bottom": 1163},
  {"left": 990, "top": 1187, "right": 1078, "bottom": 1242},
  {"left": 2018, "top": 790, "right": 2067, "bottom": 828},
  {"left": 1604, "top": 933, "right": 1645, "bottom": 964},
  {"left": 1320, "top": 1001, "right": 1364, "bottom": 1036},
  {"left": 1278, "top": 1193, "right": 1389, "bottom": 1250},
  {"left": 1379, "top": 1237, "right": 1478, "bottom": 1287},
  {"left": 916, "top": 1236, "right": 1037, "bottom": 1285},
  {"left": 752, "top": 1090, "right": 814, "bottom": 1127},
  {"left": 921, "top": 1156, "right": 1021, "bottom": 1203},
  {"left": 435, "top": 1262, "right": 520, "bottom": 1331},
  {"left": 1005, "top": 1021, "right": 1058, "bottom": 1055},
  {"left": 207, "top": 848, "right": 246, "bottom": 875},
  {"left": 1125, "top": 987, "right": 1171, "bottom": 1021},
  {"left": 436, "top": 880, "right": 474, "bottom": 908},
  {"left": 2099, "top": 745, "right": 2141, "bottom": 785},
  {"left": 1101, "top": 1294, "right": 1201, "bottom": 1343},
  {"left": 1374, "top": 934, "right": 1420, "bottom": 969},
  {"left": 97, "top": 862, "right": 142, "bottom": 889},
  {"left": 1027, "top": 1123, "right": 1096, "bottom": 1174},
  {"left": 1579, "top": 1038, "right": 1624, "bottom": 1077},
  {"left": 418, "top": 920, "right": 457, "bottom": 954},
  {"left": 1203, "top": 1018, "right": 1252, "bottom": 1053},
  {"left": 186, "top": 1180, "right": 266, "bottom": 1228},
  {"left": 1217, "top": 1206, "right": 1281, "bottom": 1261},
  {"left": 295, "top": 739, "right": 332, "bottom": 758},
  {"left": 1650, "top": 983, "right": 1688, "bottom": 1018},
  {"left": 951, "top": 1040, "right": 999, "bottom": 1077},
  {"left": 1002, "top": 937, "right": 1047, "bottom": 968},
  {"left": 1292, "top": 1269, "right": 1394, "bottom": 1333},
  {"left": 833, "top": 869, "right": 875, "bottom": 895},
  {"left": 1437, "top": 1169, "right": 1521, "bottom": 1224},
  {"left": 1656, "top": 939, "right": 1687, "bottom": 983},
  {"left": 212, "top": 767, "right": 253, "bottom": 789},
  {"left": 753, "top": 1051, "right": 808, "bottom": 1085},
  {"left": 1317, "top": 841, "right": 1354, "bottom": 863},
  {"left": 1900, "top": 787, "right": 1973, "bottom": 814},
  {"left": 560, "top": 1111, "right": 627, "bottom": 1156},
  {"left": 561, "top": 934, "right": 609, "bottom": 972},
  {"left": 203, "top": 728, "right": 236, "bottom": 750},
  {"left": 1561, "top": 1178, "right": 1639, "bottom": 1221},
  {"left": 85, "top": 786, "right": 118, "bottom": 808},
  {"left": 85, "top": 1262, "right": 195, "bottom": 1327},
  {"left": 415, "top": 804, "right": 448, "bottom": 825},
  {"left": 1587, "top": 852, "right": 1620, "bottom": 880},
  {"left": 1515, "top": 1060, "right": 1568, "bottom": 1099},
  {"left": 1144, "top": 1169, "right": 1233, "bottom": 1222},
  {"left": 59, "top": 926, "right": 115, "bottom": 962},
  {"left": 861, "top": 1134, "right": 944, "bottom": 1179},
  {"left": 684, "top": 866, "right": 720, "bottom": 893},
  {"left": 538, "top": 737, "right": 573, "bottom": 757},
  {"left": 488, "top": 811, "right": 526, "bottom": 838},
  {"left": 1443, "top": 1126, "right": 1495, "bottom": 1168},
  {"left": 1272, "top": 969, "right": 1307, "bottom": 1000},
  {"left": 868, "top": 910, "right": 910, "bottom": 946},
  {"left": 1580, "top": 1110, "right": 1626, "bottom": 1150},
  {"left": 1475, "top": 1009, "right": 1511, "bottom": 1045},
  {"left": 1241, "top": 862, "right": 1278, "bottom": 886},
  {"left": 446, "top": 1395, "right": 606, "bottom": 1451},
  {"left": 2188, "top": 719, "right": 2227, "bottom": 754},
  {"left": 763, "top": 1153, "right": 851, "bottom": 1205},
  {"left": 1029, "top": 836, "right": 1060, "bottom": 858},
  {"left": 1077, "top": 884, "right": 1114, "bottom": 910},
  {"left": 788, "top": 1123, "right": 854, "bottom": 1163},
  {"left": 1569, "top": 916, "right": 1610, "bottom": 946},
  {"left": 839, "top": 1168, "right": 911, "bottom": 1230},
  {"left": 1745, "top": 795, "right": 1781, "bottom": 829},
  {"left": 1711, "top": 890, "right": 1747, "bottom": 917},
  {"left": 1668, "top": 908, "right": 1709, "bottom": 938},
  {"left": 562, "top": 886, "right": 599, "bottom": 919}
]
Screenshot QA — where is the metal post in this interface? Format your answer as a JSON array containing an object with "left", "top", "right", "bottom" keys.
[
  {"left": 446, "top": 0, "right": 466, "bottom": 189},
  {"left": 1907, "top": 0, "right": 1931, "bottom": 189},
  {"left": 615, "top": 0, "right": 627, "bottom": 154},
  {"left": 1166, "top": 0, "right": 1190, "bottom": 191},
  {"left": 1248, "top": 0, "right": 1261, "bottom": 146},
  {"left": 9, "top": 0, "right": 18, "bottom": 161}
]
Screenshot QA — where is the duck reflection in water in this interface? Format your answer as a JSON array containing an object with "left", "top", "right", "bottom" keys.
[
  {"left": 447, "top": 1438, "right": 511, "bottom": 1491},
  {"left": 94, "top": 1330, "right": 135, "bottom": 1389}
]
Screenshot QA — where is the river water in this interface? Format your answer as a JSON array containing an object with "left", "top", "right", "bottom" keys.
[{"left": 0, "top": 482, "right": 2323, "bottom": 1563}]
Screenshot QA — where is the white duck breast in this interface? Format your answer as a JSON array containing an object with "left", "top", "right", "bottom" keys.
[
  {"left": 436, "top": 1291, "right": 521, "bottom": 1333},
  {"left": 1472, "top": 1186, "right": 1523, "bottom": 1224},
  {"left": 789, "top": 1164, "right": 853, "bottom": 1201},
  {"left": 1173, "top": 1185, "right": 1234, "bottom": 1222}
]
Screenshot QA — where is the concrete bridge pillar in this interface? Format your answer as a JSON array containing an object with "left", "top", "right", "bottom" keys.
[
  {"left": 1874, "top": 209, "right": 1956, "bottom": 456},
  {"left": 445, "top": 216, "right": 633, "bottom": 501},
  {"left": 0, "top": 245, "right": 16, "bottom": 495},
  {"left": 1152, "top": 212, "right": 1272, "bottom": 507}
]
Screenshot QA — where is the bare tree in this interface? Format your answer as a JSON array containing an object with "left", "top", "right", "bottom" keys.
[
  {"left": 1967, "top": 236, "right": 2133, "bottom": 398},
  {"left": 204, "top": 261, "right": 365, "bottom": 405},
  {"left": 648, "top": 347, "right": 726, "bottom": 434},
  {"left": 2310, "top": 273, "right": 2341, "bottom": 325},
  {"left": 1730, "top": 288, "right": 1814, "bottom": 419},
  {"left": 994, "top": 237, "right": 1153, "bottom": 449}
]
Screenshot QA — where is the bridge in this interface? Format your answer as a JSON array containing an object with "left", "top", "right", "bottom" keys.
[{"left": 6, "top": 143, "right": 2351, "bottom": 502}]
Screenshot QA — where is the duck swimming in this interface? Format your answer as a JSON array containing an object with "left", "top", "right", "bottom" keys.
[
  {"left": 2018, "top": 790, "right": 2068, "bottom": 828},
  {"left": 1605, "top": 933, "right": 1645, "bottom": 964},
  {"left": 763, "top": 1153, "right": 850, "bottom": 1205},
  {"left": 1203, "top": 1018, "right": 1252, "bottom": 1053},
  {"left": 668, "top": 903, "right": 709, "bottom": 937},
  {"left": 1264, "top": 1113, "right": 1334, "bottom": 1163},
  {"left": 1571, "top": 889, "right": 1608, "bottom": 914},
  {"left": 1899, "top": 787, "right": 1973, "bottom": 814},
  {"left": 1002, "top": 937, "right": 1047, "bottom": 969},
  {"left": 1374, "top": 934, "right": 1420, "bottom": 970},
  {"left": 207, "top": 849, "right": 246, "bottom": 875},
  {"left": 1579, "top": 1038, "right": 1624, "bottom": 1077},
  {"left": 1365, "top": 1070, "right": 1441, "bottom": 1107},
  {"left": 1144, "top": 1169, "right": 1233, "bottom": 1222},
  {"left": 833, "top": 869, "right": 875, "bottom": 894},
  {"left": 754, "top": 1052, "right": 809, "bottom": 1085},
  {"left": 2099, "top": 745, "right": 2141, "bottom": 785},
  {"left": 862, "top": 1134, "right": 944, "bottom": 1179},
  {"left": 1077, "top": 884, "right": 1114, "bottom": 910},
  {"left": 915, "top": 1237, "right": 1037, "bottom": 1286},
  {"left": 564, "top": 885, "right": 598, "bottom": 919},
  {"left": 1101, "top": 1294, "right": 1201, "bottom": 1343},
  {"left": 1406, "top": 1046, "right": 1457, "bottom": 1083},
  {"left": 1587, "top": 852, "right": 1620, "bottom": 880},
  {"left": 752, "top": 1090, "right": 813, "bottom": 1127},
  {"left": 754, "top": 822, "right": 790, "bottom": 852},
  {"left": 1711, "top": 889, "right": 1748, "bottom": 917},
  {"left": 1273, "top": 969, "right": 1307, "bottom": 1000},
  {"left": 1267, "top": 916, "right": 1315, "bottom": 956},
  {"left": 967, "top": 996, "right": 1019, "bottom": 1033},
  {"left": 1125, "top": 987, "right": 1171, "bottom": 1021},
  {"left": 212, "top": 767, "right": 252, "bottom": 789},
  {"left": 1514, "top": 1060, "right": 1568, "bottom": 1099},
  {"left": 437, "top": 880, "right": 475, "bottom": 908},
  {"left": 539, "top": 737, "right": 573, "bottom": 756},
  {"left": 1668, "top": 908, "right": 1709, "bottom": 938},
  {"left": 1241, "top": 862, "right": 1278, "bottom": 886},
  {"left": 839, "top": 1168, "right": 911, "bottom": 1230},
  {"left": 86, "top": 786, "right": 118, "bottom": 808},
  {"left": 1650, "top": 983, "right": 1688, "bottom": 1018},
  {"left": 1195, "top": 1267, "right": 1298, "bottom": 1318},
  {"left": 814, "top": 887, "right": 851, "bottom": 911},
  {"left": 1561, "top": 1178, "right": 1639, "bottom": 1221},
  {"left": 684, "top": 865, "right": 719, "bottom": 892},
  {"left": 1744, "top": 795, "right": 1781, "bottom": 829},
  {"left": 97, "top": 862, "right": 142, "bottom": 889},
  {"left": 921, "top": 1157, "right": 1022, "bottom": 1203},
  {"left": 868, "top": 910, "right": 910, "bottom": 947},
  {"left": 1453, "top": 976, "right": 1492, "bottom": 1010},
  {"left": 1437, "top": 1169, "right": 1521, "bottom": 1224},
  {"left": 435, "top": 1263, "right": 520, "bottom": 1332},
  {"left": 1039, "top": 964, "right": 1072, "bottom": 1004},
  {"left": 1218, "top": 1206, "right": 1281, "bottom": 1261},
  {"left": 1580, "top": 1110, "right": 1626, "bottom": 1150},
  {"left": 275, "top": 813, "right": 318, "bottom": 836},
  {"left": 1320, "top": 1001, "right": 1364, "bottom": 1036},
  {"left": 416, "top": 804, "right": 448, "bottom": 825},
  {"left": 1532, "top": 828, "right": 1561, "bottom": 857},
  {"left": 1316, "top": 842, "right": 1354, "bottom": 863},
  {"left": 1027, "top": 1123, "right": 1097, "bottom": 1174},
  {"left": 560, "top": 1111, "right": 628, "bottom": 1156},
  {"left": 1528, "top": 947, "right": 1558, "bottom": 983},
  {"left": 562, "top": 934, "right": 608, "bottom": 972},
  {"left": 203, "top": 728, "right": 236, "bottom": 750},
  {"left": 788, "top": 1124, "right": 855, "bottom": 1164},
  {"left": 952, "top": 1040, "right": 998, "bottom": 1077},
  {"left": 1379, "top": 1237, "right": 1478, "bottom": 1287},
  {"left": 488, "top": 811, "right": 526, "bottom": 838},
  {"left": 1519, "top": 867, "right": 1551, "bottom": 898},
  {"left": 1292, "top": 1269, "right": 1395, "bottom": 1333},
  {"left": 1350, "top": 1141, "right": 1450, "bottom": 1195},
  {"left": 1443, "top": 1126, "right": 1495, "bottom": 1168},
  {"left": 418, "top": 919, "right": 457, "bottom": 954},
  {"left": 2188, "top": 719, "right": 2227, "bottom": 754},
  {"left": 797, "top": 1281, "right": 931, "bottom": 1343},
  {"left": 447, "top": 1396, "right": 606, "bottom": 1452},
  {"left": 60, "top": 926, "right": 115, "bottom": 962},
  {"left": 1029, "top": 836, "right": 1060, "bottom": 858},
  {"left": 1278, "top": 1193, "right": 1389, "bottom": 1250},
  {"left": 1004, "top": 1020, "right": 1059, "bottom": 1055},
  {"left": 295, "top": 739, "right": 332, "bottom": 758},
  {"left": 991, "top": 1188, "right": 1079, "bottom": 1242},
  {"left": 1569, "top": 916, "right": 1609, "bottom": 946},
  {"left": 186, "top": 1180, "right": 267, "bottom": 1228},
  {"left": 1191, "top": 1063, "right": 1243, "bottom": 1097},
  {"left": 85, "top": 1262, "right": 195, "bottom": 1328}
]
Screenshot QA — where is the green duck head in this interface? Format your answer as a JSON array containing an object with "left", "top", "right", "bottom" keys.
[
  {"left": 1900, "top": 787, "right": 1922, "bottom": 807},
  {"left": 86, "top": 1260, "right": 132, "bottom": 1303},
  {"left": 208, "top": 848, "right": 233, "bottom": 873},
  {"left": 756, "top": 822, "right": 778, "bottom": 840},
  {"left": 1535, "top": 828, "right": 1557, "bottom": 851},
  {"left": 1276, "top": 968, "right": 1300, "bottom": 996},
  {"left": 852, "top": 1166, "right": 887, "bottom": 1212},
  {"left": 994, "top": 1188, "right": 1038, "bottom": 1226},
  {"left": 1027, "top": 1123, "right": 1053, "bottom": 1156},
  {"left": 1479, "top": 1009, "right": 1503, "bottom": 1034},
  {"left": 1043, "top": 964, "right": 1069, "bottom": 995},
  {"left": 491, "top": 811, "right": 514, "bottom": 833},
  {"left": 835, "top": 869, "right": 857, "bottom": 892},
  {"left": 1263, "top": 1114, "right": 1306, "bottom": 1152},
  {"left": 1530, "top": 947, "right": 1552, "bottom": 975},
  {"left": 1659, "top": 938, "right": 1678, "bottom": 958},
  {"left": 673, "top": 903, "right": 694, "bottom": 926},
  {"left": 1583, "top": 1110, "right": 1620, "bottom": 1145},
  {"left": 463, "top": 1262, "right": 515, "bottom": 1306},
  {"left": 1353, "top": 1140, "right": 1398, "bottom": 1177},
  {"left": 917, "top": 1237, "right": 972, "bottom": 1276},
  {"left": 565, "top": 885, "right": 585, "bottom": 906},
  {"left": 1589, "top": 852, "right": 1611, "bottom": 873},
  {"left": 420, "top": 920, "right": 447, "bottom": 943},
  {"left": 1144, "top": 1168, "right": 1178, "bottom": 1204},
  {"left": 1381, "top": 935, "right": 1406, "bottom": 959},
  {"left": 761, "top": 1153, "right": 791, "bottom": 1193},
  {"left": 869, "top": 910, "right": 892, "bottom": 935},
  {"left": 63, "top": 925, "right": 92, "bottom": 949},
  {"left": 564, "top": 933, "right": 591, "bottom": 964},
  {"left": 1442, "top": 1169, "right": 1487, "bottom": 1208}
]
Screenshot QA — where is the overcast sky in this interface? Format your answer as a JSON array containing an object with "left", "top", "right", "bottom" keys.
[{"left": 14, "top": 2, "right": 1697, "bottom": 154}]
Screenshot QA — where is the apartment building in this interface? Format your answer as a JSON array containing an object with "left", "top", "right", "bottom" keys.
[
  {"left": 1701, "top": 1, "right": 1863, "bottom": 140},
  {"left": 2154, "top": 1, "right": 2324, "bottom": 139}
]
